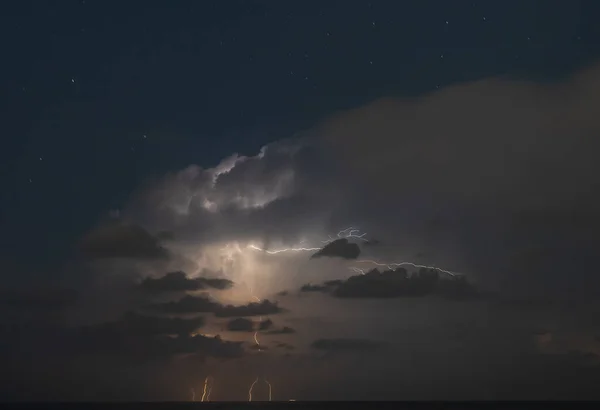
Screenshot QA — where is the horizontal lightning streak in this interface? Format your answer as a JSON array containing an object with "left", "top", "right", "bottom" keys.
[
  {"left": 354, "top": 259, "right": 459, "bottom": 277},
  {"left": 248, "top": 244, "right": 320, "bottom": 254}
]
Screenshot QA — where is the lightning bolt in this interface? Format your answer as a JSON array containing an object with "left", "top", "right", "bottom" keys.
[
  {"left": 245, "top": 289, "right": 273, "bottom": 401},
  {"left": 200, "top": 376, "right": 210, "bottom": 402},
  {"left": 248, "top": 377, "right": 259, "bottom": 402},
  {"left": 190, "top": 388, "right": 195, "bottom": 402},
  {"left": 322, "top": 226, "right": 369, "bottom": 244},
  {"left": 353, "top": 259, "right": 459, "bottom": 277},
  {"left": 248, "top": 244, "right": 321, "bottom": 254},
  {"left": 266, "top": 380, "right": 272, "bottom": 401},
  {"left": 248, "top": 377, "right": 273, "bottom": 402}
]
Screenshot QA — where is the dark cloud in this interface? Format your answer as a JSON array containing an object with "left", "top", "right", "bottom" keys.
[
  {"left": 138, "top": 271, "right": 233, "bottom": 293},
  {"left": 214, "top": 299, "right": 283, "bottom": 318},
  {"left": 258, "top": 318, "right": 273, "bottom": 330},
  {"left": 316, "top": 63, "right": 600, "bottom": 298},
  {"left": 300, "top": 283, "right": 329, "bottom": 293},
  {"left": 266, "top": 326, "right": 295, "bottom": 335},
  {"left": 197, "top": 277, "right": 234, "bottom": 290},
  {"left": 147, "top": 294, "right": 219, "bottom": 314},
  {"left": 302, "top": 268, "right": 478, "bottom": 300},
  {"left": 310, "top": 238, "right": 360, "bottom": 260},
  {"left": 311, "top": 338, "right": 382, "bottom": 352},
  {"left": 226, "top": 317, "right": 254, "bottom": 332},
  {"left": 300, "top": 280, "right": 343, "bottom": 293},
  {"left": 79, "top": 223, "right": 169, "bottom": 260}
]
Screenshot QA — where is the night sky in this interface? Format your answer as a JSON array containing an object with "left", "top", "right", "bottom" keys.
[{"left": 2, "top": 0, "right": 600, "bottom": 402}]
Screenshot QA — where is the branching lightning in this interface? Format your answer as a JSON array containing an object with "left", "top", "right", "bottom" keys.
[
  {"left": 353, "top": 259, "right": 459, "bottom": 277},
  {"left": 322, "top": 226, "right": 369, "bottom": 244},
  {"left": 246, "top": 226, "right": 462, "bottom": 278}
]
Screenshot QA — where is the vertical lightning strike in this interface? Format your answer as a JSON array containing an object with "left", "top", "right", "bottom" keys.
[
  {"left": 263, "top": 380, "right": 273, "bottom": 401},
  {"left": 190, "top": 388, "right": 195, "bottom": 402},
  {"left": 248, "top": 377, "right": 259, "bottom": 402},
  {"left": 200, "top": 376, "right": 210, "bottom": 402}
]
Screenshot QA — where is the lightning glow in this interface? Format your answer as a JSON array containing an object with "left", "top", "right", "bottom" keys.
[{"left": 190, "top": 388, "right": 195, "bottom": 402}]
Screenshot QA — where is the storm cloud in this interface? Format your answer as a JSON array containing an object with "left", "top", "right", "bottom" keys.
[{"left": 8, "top": 62, "right": 600, "bottom": 401}]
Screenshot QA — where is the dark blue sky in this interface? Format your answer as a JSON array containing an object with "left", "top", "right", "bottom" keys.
[{"left": 1, "top": 0, "right": 599, "bottom": 273}]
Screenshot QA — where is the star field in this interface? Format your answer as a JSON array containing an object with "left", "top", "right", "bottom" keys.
[{"left": 0, "top": 0, "right": 598, "bottom": 273}]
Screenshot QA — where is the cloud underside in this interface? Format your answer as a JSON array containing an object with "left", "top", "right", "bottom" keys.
[{"left": 302, "top": 268, "right": 477, "bottom": 299}]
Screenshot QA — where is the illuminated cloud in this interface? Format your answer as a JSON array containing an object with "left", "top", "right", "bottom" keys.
[{"left": 17, "top": 62, "right": 600, "bottom": 400}]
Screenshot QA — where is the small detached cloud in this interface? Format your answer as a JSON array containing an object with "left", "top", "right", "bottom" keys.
[
  {"left": 311, "top": 238, "right": 360, "bottom": 260},
  {"left": 226, "top": 318, "right": 254, "bottom": 332},
  {"left": 311, "top": 338, "right": 382, "bottom": 352},
  {"left": 214, "top": 299, "right": 283, "bottom": 318},
  {"left": 258, "top": 318, "right": 273, "bottom": 330},
  {"left": 79, "top": 223, "right": 169, "bottom": 260},
  {"left": 138, "top": 271, "right": 233, "bottom": 293}
]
